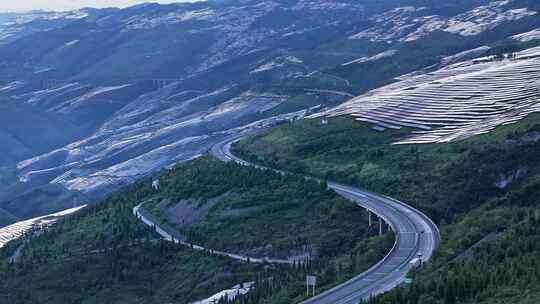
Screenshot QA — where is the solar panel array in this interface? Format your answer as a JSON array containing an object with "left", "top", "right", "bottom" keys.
[
  {"left": 0, "top": 206, "right": 85, "bottom": 248},
  {"left": 320, "top": 47, "right": 540, "bottom": 144}
]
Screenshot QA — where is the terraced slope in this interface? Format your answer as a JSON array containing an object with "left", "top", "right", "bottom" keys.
[{"left": 321, "top": 47, "right": 540, "bottom": 144}]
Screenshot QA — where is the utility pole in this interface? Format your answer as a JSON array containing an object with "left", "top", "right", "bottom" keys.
[
  {"left": 379, "top": 217, "right": 383, "bottom": 236},
  {"left": 368, "top": 210, "right": 372, "bottom": 226}
]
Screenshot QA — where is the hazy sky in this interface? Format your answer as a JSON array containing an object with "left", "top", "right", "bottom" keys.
[{"left": 0, "top": 1, "right": 200, "bottom": 12}]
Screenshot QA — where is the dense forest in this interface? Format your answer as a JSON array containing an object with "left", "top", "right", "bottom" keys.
[{"left": 366, "top": 204, "right": 540, "bottom": 304}]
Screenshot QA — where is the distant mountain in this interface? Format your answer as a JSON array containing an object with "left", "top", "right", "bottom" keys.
[
  {"left": 1, "top": 0, "right": 540, "bottom": 226},
  {"left": 0, "top": 10, "right": 109, "bottom": 45}
]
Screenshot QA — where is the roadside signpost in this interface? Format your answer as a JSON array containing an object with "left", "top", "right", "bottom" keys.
[
  {"left": 306, "top": 275, "right": 317, "bottom": 297},
  {"left": 404, "top": 277, "right": 413, "bottom": 284}
]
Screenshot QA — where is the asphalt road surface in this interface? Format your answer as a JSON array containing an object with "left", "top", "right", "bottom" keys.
[{"left": 210, "top": 133, "right": 439, "bottom": 304}]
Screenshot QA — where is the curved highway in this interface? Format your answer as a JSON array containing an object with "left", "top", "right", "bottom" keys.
[
  {"left": 210, "top": 133, "right": 439, "bottom": 304},
  {"left": 133, "top": 203, "right": 303, "bottom": 265}
]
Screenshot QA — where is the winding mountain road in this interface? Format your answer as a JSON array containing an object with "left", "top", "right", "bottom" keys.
[
  {"left": 210, "top": 132, "right": 439, "bottom": 304},
  {"left": 133, "top": 203, "right": 303, "bottom": 265}
]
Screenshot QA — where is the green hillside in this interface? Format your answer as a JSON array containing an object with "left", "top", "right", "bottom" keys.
[
  {"left": 234, "top": 113, "right": 540, "bottom": 303},
  {"left": 0, "top": 156, "right": 393, "bottom": 304},
  {"left": 143, "top": 156, "right": 375, "bottom": 260}
]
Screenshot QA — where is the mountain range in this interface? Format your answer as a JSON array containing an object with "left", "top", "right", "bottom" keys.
[{"left": 1, "top": 0, "right": 540, "bottom": 227}]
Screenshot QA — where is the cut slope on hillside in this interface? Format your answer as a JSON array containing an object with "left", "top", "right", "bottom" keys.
[{"left": 142, "top": 156, "right": 372, "bottom": 261}]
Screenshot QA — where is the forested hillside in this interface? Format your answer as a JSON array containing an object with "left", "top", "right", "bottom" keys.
[
  {"left": 235, "top": 113, "right": 540, "bottom": 303},
  {"left": 143, "top": 157, "right": 374, "bottom": 260},
  {"left": 366, "top": 200, "right": 540, "bottom": 304},
  {"left": 0, "top": 156, "right": 393, "bottom": 304}
]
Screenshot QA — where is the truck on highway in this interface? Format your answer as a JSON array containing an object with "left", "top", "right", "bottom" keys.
[{"left": 409, "top": 257, "right": 422, "bottom": 268}]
